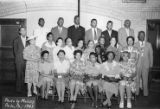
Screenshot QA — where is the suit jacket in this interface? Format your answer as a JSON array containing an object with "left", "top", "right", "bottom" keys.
[
  {"left": 118, "top": 27, "right": 134, "bottom": 47},
  {"left": 101, "top": 29, "right": 118, "bottom": 47},
  {"left": 134, "top": 41, "right": 153, "bottom": 69},
  {"left": 13, "top": 36, "right": 28, "bottom": 63},
  {"left": 68, "top": 25, "right": 85, "bottom": 47},
  {"left": 85, "top": 28, "right": 102, "bottom": 44},
  {"left": 51, "top": 26, "right": 68, "bottom": 41}
]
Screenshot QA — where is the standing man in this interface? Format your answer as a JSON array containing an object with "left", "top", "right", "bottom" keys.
[
  {"left": 51, "top": 17, "right": 68, "bottom": 42},
  {"left": 34, "top": 18, "right": 49, "bottom": 48},
  {"left": 101, "top": 21, "right": 118, "bottom": 47},
  {"left": 68, "top": 15, "right": 85, "bottom": 47},
  {"left": 85, "top": 19, "right": 102, "bottom": 44},
  {"left": 118, "top": 19, "right": 134, "bottom": 47},
  {"left": 135, "top": 31, "right": 153, "bottom": 96},
  {"left": 13, "top": 27, "right": 27, "bottom": 93}
]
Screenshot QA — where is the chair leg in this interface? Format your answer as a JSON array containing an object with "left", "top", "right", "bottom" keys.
[{"left": 52, "top": 87, "right": 55, "bottom": 100}]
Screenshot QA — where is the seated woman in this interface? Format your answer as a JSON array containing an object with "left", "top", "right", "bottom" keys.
[
  {"left": 100, "top": 51, "right": 121, "bottom": 109},
  {"left": 69, "top": 50, "right": 85, "bottom": 109},
  {"left": 23, "top": 35, "right": 41, "bottom": 97},
  {"left": 82, "top": 40, "right": 95, "bottom": 63},
  {"left": 63, "top": 37, "right": 75, "bottom": 63},
  {"left": 119, "top": 51, "right": 136, "bottom": 109},
  {"left": 54, "top": 50, "right": 70, "bottom": 103},
  {"left": 84, "top": 52, "right": 101, "bottom": 108},
  {"left": 41, "top": 32, "right": 56, "bottom": 63},
  {"left": 38, "top": 50, "right": 55, "bottom": 100},
  {"left": 106, "top": 37, "right": 122, "bottom": 62}
]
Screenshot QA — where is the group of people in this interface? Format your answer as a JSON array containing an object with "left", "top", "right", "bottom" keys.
[{"left": 13, "top": 15, "right": 153, "bottom": 109}]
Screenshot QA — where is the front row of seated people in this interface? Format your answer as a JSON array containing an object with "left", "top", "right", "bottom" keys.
[{"left": 28, "top": 48, "right": 135, "bottom": 109}]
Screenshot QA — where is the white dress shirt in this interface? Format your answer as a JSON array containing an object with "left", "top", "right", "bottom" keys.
[
  {"left": 58, "top": 26, "right": 62, "bottom": 33},
  {"left": 107, "top": 30, "right": 112, "bottom": 37},
  {"left": 92, "top": 28, "right": 98, "bottom": 43},
  {"left": 34, "top": 26, "right": 50, "bottom": 48},
  {"left": 125, "top": 28, "right": 130, "bottom": 36},
  {"left": 21, "top": 36, "right": 27, "bottom": 47}
]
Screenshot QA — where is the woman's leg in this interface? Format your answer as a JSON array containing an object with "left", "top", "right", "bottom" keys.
[
  {"left": 86, "top": 82, "right": 94, "bottom": 101},
  {"left": 33, "top": 83, "right": 37, "bottom": 95},
  {"left": 41, "top": 82, "right": 46, "bottom": 98},
  {"left": 45, "top": 81, "right": 51, "bottom": 99},
  {"left": 69, "top": 80, "right": 76, "bottom": 101},
  {"left": 56, "top": 80, "right": 61, "bottom": 101},
  {"left": 105, "top": 91, "right": 113, "bottom": 106},
  {"left": 119, "top": 84, "right": 125, "bottom": 103},
  {"left": 27, "top": 83, "right": 32, "bottom": 97},
  {"left": 61, "top": 81, "right": 65, "bottom": 102},
  {"left": 126, "top": 85, "right": 132, "bottom": 108},
  {"left": 73, "top": 82, "right": 80, "bottom": 101},
  {"left": 119, "top": 83, "right": 125, "bottom": 108},
  {"left": 93, "top": 85, "right": 98, "bottom": 106}
]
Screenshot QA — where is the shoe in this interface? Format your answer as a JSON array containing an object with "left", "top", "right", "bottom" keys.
[
  {"left": 119, "top": 101, "right": 124, "bottom": 108},
  {"left": 27, "top": 93, "right": 32, "bottom": 97},
  {"left": 127, "top": 101, "right": 132, "bottom": 108}
]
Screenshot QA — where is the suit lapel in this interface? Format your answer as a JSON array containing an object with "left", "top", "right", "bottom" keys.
[{"left": 19, "top": 36, "right": 25, "bottom": 48}]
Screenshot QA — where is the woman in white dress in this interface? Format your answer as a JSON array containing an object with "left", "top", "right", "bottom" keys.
[
  {"left": 63, "top": 37, "right": 75, "bottom": 63},
  {"left": 52, "top": 37, "right": 64, "bottom": 62},
  {"left": 41, "top": 32, "right": 56, "bottom": 63},
  {"left": 54, "top": 50, "right": 70, "bottom": 103},
  {"left": 100, "top": 51, "right": 121, "bottom": 108}
]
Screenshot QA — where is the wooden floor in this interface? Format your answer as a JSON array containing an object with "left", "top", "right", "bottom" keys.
[{"left": 0, "top": 81, "right": 160, "bottom": 109}]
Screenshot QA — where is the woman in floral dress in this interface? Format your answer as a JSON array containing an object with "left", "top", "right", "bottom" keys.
[
  {"left": 84, "top": 52, "right": 101, "bottom": 108},
  {"left": 119, "top": 51, "right": 136, "bottom": 109},
  {"left": 23, "top": 35, "right": 41, "bottom": 97},
  {"left": 69, "top": 50, "right": 85, "bottom": 109}
]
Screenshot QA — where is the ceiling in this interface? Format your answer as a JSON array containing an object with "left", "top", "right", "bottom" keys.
[{"left": 0, "top": 0, "right": 160, "bottom": 17}]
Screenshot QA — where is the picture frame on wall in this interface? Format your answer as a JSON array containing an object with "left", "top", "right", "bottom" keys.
[{"left": 122, "top": 0, "right": 146, "bottom": 3}]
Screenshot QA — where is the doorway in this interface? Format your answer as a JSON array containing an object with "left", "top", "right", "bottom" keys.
[
  {"left": 147, "top": 20, "right": 160, "bottom": 80},
  {"left": 0, "top": 19, "right": 26, "bottom": 81}
]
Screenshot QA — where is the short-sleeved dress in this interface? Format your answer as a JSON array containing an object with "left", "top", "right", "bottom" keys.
[
  {"left": 119, "top": 61, "right": 136, "bottom": 93},
  {"left": 38, "top": 62, "right": 54, "bottom": 87},
  {"left": 70, "top": 60, "right": 85, "bottom": 92},
  {"left": 54, "top": 59, "right": 70, "bottom": 87},
  {"left": 23, "top": 45, "right": 41, "bottom": 84},
  {"left": 99, "top": 61, "right": 121, "bottom": 96},
  {"left": 84, "top": 61, "right": 101, "bottom": 87}
]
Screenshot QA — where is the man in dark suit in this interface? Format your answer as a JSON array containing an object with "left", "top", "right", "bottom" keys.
[
  {"left": 13, "top": 27, "right": 27, "bottom": 93},
  {"left": 51, "top": 17, "right": 68, "bottom": 41},
  {"left": 68, "top": 15, "right": 85, "bottom": 47},
  {"left": 101, "top": 21, "right": 118, "bottom": 48}
]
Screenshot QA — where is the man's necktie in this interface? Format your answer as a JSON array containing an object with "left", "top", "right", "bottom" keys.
[{"left": 94, "top": 29, "right": 97, "bottom": 40}]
